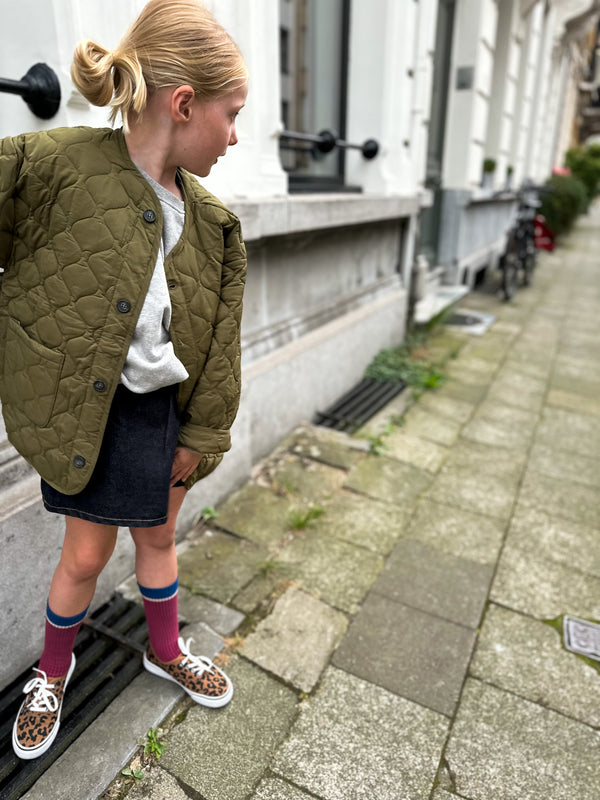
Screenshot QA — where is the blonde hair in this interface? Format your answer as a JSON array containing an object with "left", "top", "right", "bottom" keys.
[{"left": 71, "top": 0, "right": 247, "bottom": 131}]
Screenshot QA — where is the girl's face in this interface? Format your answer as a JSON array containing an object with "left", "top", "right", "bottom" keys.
[{"left": 180, "top": 83, "right": 248, "bottom": 177}]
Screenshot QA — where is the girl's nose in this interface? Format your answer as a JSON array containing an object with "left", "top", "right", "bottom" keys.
[{"left": 229, "top": 126, "right": 238, "bottom": 146}]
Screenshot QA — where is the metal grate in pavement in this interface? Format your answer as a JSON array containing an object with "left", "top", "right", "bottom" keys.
[
  {"left": 563, "top": 615, "right": 600, "bottom": 661},
  {"left": 0, "top": 595, "right": 147, "bottom": 800},
  {"left": 314, "top": 377, "right": 406, "bottom": 433}
]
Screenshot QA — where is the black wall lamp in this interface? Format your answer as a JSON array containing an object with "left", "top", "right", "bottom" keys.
[{"left": 0, "top": 62, "right": 61, "bottom": 119}]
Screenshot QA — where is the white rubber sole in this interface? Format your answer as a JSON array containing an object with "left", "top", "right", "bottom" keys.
[
  {"left": 12, "top": 653, "right": 76, "bottom": 761},
  {"left": 143, "top": 653, "right": 233, "bottom": 708}
]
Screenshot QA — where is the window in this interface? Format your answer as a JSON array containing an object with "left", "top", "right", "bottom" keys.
[{"left": 279, "top": 0, "right": 351, "bottom": 192}]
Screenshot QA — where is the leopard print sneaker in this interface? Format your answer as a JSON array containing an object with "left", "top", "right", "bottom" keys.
[
  {"left": 12, "top": 653, "right": 76, "bottom": 760},
  {"left": 143, "top": 636, "right": 233, "bottom": 708}
]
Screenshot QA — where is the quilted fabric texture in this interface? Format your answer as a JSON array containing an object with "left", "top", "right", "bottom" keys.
[{"left": 0, "top": 126, "right": 246, "bottom": 495}]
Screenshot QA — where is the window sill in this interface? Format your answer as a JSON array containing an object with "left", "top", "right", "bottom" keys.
[{"left": 227, "top": 193, "right": 421, "bottom": 242}]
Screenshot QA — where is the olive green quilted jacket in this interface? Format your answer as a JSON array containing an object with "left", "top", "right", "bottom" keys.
[{"left": 0, "top": 126, "right": 246, "bottom": 494}]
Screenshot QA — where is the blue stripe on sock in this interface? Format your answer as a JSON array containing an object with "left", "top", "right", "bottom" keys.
[
  {"left": 46, "top": 602, "right": 89, "bottom": 628},
  {"left": 137, "top": 577, "right": 179, "bottom": 601}
]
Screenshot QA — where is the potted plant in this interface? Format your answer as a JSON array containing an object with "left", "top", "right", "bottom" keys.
[
  {"left": 505, "top": 164, "right": 514, "bottom": 190},
  {"left": 482, "top": 158, "right": 496, "bottom": 189}
]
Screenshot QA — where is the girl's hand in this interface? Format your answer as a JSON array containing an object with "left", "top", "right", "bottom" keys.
[{"left": 170, "top": 447, "right": 202, "bottom": 486}]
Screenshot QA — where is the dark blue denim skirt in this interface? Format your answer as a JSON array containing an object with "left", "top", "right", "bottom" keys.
[{"left": 41, "top": 383, "right": 183, "bottom": 527}]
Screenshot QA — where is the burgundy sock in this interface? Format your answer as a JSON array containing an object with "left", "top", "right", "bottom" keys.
[
  {"left": 138, "top": 578, "right": 180, "bottom": 662},
  {"left": 38, "top": 602, "right": 87, "bottom": 677}
]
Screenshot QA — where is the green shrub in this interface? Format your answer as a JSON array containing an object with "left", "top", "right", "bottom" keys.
[
  {"left": 539, "top": 173, "right": 588, "bottom": 236},
  {"left": 565, "top": 145, "right": 600, "bottom": 205}
]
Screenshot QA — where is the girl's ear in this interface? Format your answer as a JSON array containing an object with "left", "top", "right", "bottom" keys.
[{"left": 171, "top": 85, "right": 195, "bottom": 122}]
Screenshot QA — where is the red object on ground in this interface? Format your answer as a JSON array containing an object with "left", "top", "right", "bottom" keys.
[{"left": 534, "top": 214, "right": 555, "bottom": 251}]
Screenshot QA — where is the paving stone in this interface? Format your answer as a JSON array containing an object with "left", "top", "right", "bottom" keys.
[
  {"left": 373, "top": 539, "right": 493, "bottom": 628},
  {"left": 471, "top": 604, "right": 600, "bottom": 727},
  {"left": 405, "top": 498, "right": 506, "bottom": 565},
  {"left": 440, "top": 377, "right": 489, "bottom": 404},
  {"left": 445, "top": 678, "right": 600, "bottom": 800},
  {"left": 431, "top": 790, "right": 461, "bottom": 800},
  {"left": 535, "top": 406, "right": 600, "bottom": 459},
  {"left": 310, "top": 489, "right": 410, "bottom": 555},
  {"left": 443, "top": 438, "right": 526, "bottom": 482},
  {"left": 275, "top": 529, "right": 384, "bottom": 613},
  {"left": 491, "top": 542, "right": 600, "bottom": 619},
  {"left": 417, "top": 391, "right": 476, "bottom": 423},
  {"left": 425, "top": 465, "right": 516, "bottom": 520},
  {"left": 527, "top": 441, "right": 600, "bottom": 489},
  {"left": 502, "top": 354, "right": 551, "bottom": 381},
  {"left": 178, "top": 529, "right": 268, "bottom": 604},
  {"left": 384, "top": 429, "right": 449, "bottom": 472},
  {"left": 553, "top": 353, "right": 600, "bottom": 383},
  {"left": 160, "top": 658, "right": 298, "bottom": 800},
  {"left": 505, "top": 504, "right": 600, "bottom": 578},
  {"left": 285, "top": 424, "right": 364, "bottom": 469},
  {"left": 215, "top": 483, "right": 292, "bottom": 545},
  {"left": 332, "top": 592, "right": 476, "bottom": 716},
  {"left": 250, "top": 777, "right": 318, "bottom": 800},
  {"left": 241, "top": 586, "right": 347, "bottom": 692},
  {"left": 486, "top": 370, "right": 547, "bottom": 411},
  {"left": 273, "top": 666, "right": 449, "bottom": 800},
  {"left": 400, "top": 406, "right": 464, "bottom": 446},
  {"left": 125, "top": 767, "right": 190, "bottom": 800},
  {"left": 460, "top": 415, "right": 534, "bottom": 451},
  {"left": 231, "top": 568, "right": 286, "bottom": 614},
  {"left": 547, "top": 388, "right": 600, "bottom": 417},
  {"left": 518, "top": 470, "right": 600, "bottom": 528},
  {"left": 264, "top": 455, "right": 346, "bottom": 503},
  {"left": 344, "top": 455, "right": 433, "bottom": 508},
  {"left": 446, "top": 355, "right": 499, "bottom": 377}
]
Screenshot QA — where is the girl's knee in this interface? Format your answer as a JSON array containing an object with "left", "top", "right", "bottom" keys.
[
  {"left": 131, "top": 523, "right": 176, "bottom": 553},
  {"left": 61, "top": 545, "right": 113, "bottom": 583}
]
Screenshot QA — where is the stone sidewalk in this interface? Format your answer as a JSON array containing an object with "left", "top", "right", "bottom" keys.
[{"left": 26, "top": 208, "right": 600, "bottom": 800}]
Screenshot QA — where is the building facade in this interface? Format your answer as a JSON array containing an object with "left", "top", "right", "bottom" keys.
[{"left": 0, "top": 0, "right": 597, "bottom": 686}]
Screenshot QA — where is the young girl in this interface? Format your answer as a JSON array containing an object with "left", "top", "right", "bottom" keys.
[{"left": 0, "top": 0, "right": 248, "bottom": 760}]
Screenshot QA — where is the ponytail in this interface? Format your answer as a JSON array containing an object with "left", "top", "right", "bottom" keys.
[{"left": 71, "top": 40, "right": 147, "bottom": 131}]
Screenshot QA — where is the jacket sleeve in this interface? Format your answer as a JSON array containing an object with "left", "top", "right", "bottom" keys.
[
  {"left": 180, "top": 217, "right": 247, "bottom": 488},
  {"left": 0, "top": 136, "right": 24, "bottom": 269}
]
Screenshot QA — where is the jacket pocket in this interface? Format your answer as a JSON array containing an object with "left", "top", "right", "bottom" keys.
[{"left": 2, "top": 317, "right": 65, "bottom": 428}]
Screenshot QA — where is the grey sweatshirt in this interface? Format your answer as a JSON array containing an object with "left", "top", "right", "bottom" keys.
[{"left": 120, "top": 167, "right": 190, "bottom": 393}]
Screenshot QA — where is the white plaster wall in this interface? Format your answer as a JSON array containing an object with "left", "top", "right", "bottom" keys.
[
  {"left": 345, "top": 0, "right": 419, "bottom": 195},
  {"left": 412, "top": 0, "right": 440, "bottom": 193},
  {"left": 486, "top": 0, "right": 522, "bottom": 187},
  {"left": 511, "top": 1, "right": 545, "bottom": 183},
  {"left": 442, "top": 0, "right": 499, "bottom": 190}
]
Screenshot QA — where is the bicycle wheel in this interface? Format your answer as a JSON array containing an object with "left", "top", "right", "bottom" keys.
[
  {"left": 522, "top": 243, "right": 537, "bottom": 286},
  {"left": 501, "top": 243, "right": 519, "bottom": 301}
]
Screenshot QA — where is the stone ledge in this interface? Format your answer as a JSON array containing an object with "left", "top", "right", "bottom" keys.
[{"left": 229, "top": 193, "right": 421, "bottom": 241}]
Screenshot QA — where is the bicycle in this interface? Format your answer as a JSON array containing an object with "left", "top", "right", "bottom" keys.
[{"left": 499, "top": 184, "right": 544, "bottom": 301}]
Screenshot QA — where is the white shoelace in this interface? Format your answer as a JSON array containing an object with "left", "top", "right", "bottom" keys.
[
  {"left": 179, "top": 637, "right": 215, "bottom": 676},
  {"left": 22, "top": 669, "right": 59, "bottom": 713}
]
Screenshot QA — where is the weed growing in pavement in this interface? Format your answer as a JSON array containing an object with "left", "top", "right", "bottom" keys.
[
  {"left": 287, "top": 504, "right": 325, "bottom": 530},
  {"left": 121, "top": 767, "right": 144, "bottom": 782},
  {"left": 201, "top": 506, "right": 219, "bottom": 521},
  {"left": 144, "top": 727, "right": 165, "bottom": 759}
]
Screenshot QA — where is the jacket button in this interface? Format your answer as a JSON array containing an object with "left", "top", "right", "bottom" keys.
[
  {"left": 143, "top": 209, "right": 157, "bottom": 223},
  {"left": 117, "top": 299, "right": 131, "bottom": 313},
  {"left": 73, "top": 455, "right": 86, "bottom": 469},
  {"left": 93, "top": 380, "right": 106, "bottom": 393}
]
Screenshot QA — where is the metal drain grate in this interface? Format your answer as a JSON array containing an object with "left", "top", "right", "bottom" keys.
[
  {"left": 314, "top": 378, "right": 406, "bottom": 432},
  {"left": 0, "top": 595, "right": 148, "bottom": 800}
]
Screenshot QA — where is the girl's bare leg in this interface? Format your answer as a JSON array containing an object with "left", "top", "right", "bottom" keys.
[
  {"left": 129, "top": 485, "right": 187, "bottom": 588},
  {"left": 48, "top": 517, "right": 118, "bottom": 616}
]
